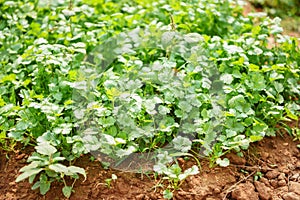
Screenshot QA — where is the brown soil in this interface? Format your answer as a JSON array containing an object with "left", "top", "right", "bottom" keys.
[{"left": 1, "top": 129, "right": 300, "bottom": 200}]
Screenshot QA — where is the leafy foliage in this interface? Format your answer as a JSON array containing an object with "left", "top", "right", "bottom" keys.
[
  {"left": 0, "top": 0, "right": 299, "bottom": 198},
  {"left": 249, "top": 0, "right": 300, "bottom": 17},
  {"left": 249, "top": 0, "right": 300, "bottom": 33}
]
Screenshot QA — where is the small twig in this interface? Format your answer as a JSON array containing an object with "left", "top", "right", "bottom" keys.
[
  {"left": 178, "top": 189, "right": 217, "bottom": 196},
  {"left": 222, "top": 170, "right": 257, "bottom": 200},
  {"left": 94, "top": 182, "right": 105, "bottom": 188},
  {"left": 287, "top": 174, "right": 291, "bottom": 191},
  {"left": 69, "top": 0, "right": 73, "bottom": 9},
  {"left": 169, "top": 14, "right": 176, "bottom": 31},
  {"left": 230, "top": 164, "right": 274, "bottom": 171},
  {"left": 4, "top": 161, "right": 9, "bottom": 172},
  {"left": 248, "top": 151, "right": 278, "bottom": 168}
]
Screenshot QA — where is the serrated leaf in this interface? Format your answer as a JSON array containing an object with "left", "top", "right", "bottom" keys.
[
  {"left": 163, "top": 189, "right": 173, "bottom": 199},
  {"left": 216, "top": 158, "right": 230, "bottom": 167},
  {"left": 178, "top": 173, "right": 188, "bottom": 181},
  {"left": 172, "top": 136, "right": 192, "bottom": 153},
  {"left": 220, "top": 74, "right": 234, "bottom": 84}
]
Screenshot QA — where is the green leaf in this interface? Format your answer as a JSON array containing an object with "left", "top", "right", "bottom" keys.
[
  {"left": 62, "top": 186, "right": 73, "bottom": 198},
  {"left": 67, "top": 166, "right": 87, "bottom": 180},
  {"left": 172, "top": 136, "right": 192, "bottom": 153},
  {"left": 216, "top": 158, "right": 230, "bottom": 167},
  {"left": 29, "top": 174, "right": 36, "bottom": 184},
  {"left": 111, "top": 174, "right": 117, "bottom": 180},
  {"left": 16, "top": 168, "right": 43, "bottom": 182},
  {"left": 273, "top": 82, "right": 284, "bottom": 93},
  {"left": 19, "top": 161, "right": 41, "bottom": 172},
  {"left": 15, "top": 121, "right": 30, "bottom": 131},
  {"left": 35, "top": 143, "right": 57, "bottom": 156},
  {"left": 251, "top": 73, "right": 266, "bottom": 91},
  {"left": 163, "top": 189, "right": 173, "bottom": 200},
  {"left": 40, "top": 181, "right": 51, "bottom": 195},
  {"left": 49, "top": 164, "right": 68, "bottom": 173},
  {"left": 178, "top": 101, "right": 192, "bottom": 113},
  {"left": 31, "top": 181, "right": 40, "bottom": 190},
  {"left": 178, "top": 165, "right": 199, "bottom": 181},
  {"left": 250, "top": 135, "right": 263, "bottom": 142},
  {"left": 52, "top": 156, "right": 66, "bottom": 162},
  {"left": 220, "top": 74, "right": 234, "bottom": 84},
  {"left": 45, "top": 169, "right": 58, "bottom": 178}
]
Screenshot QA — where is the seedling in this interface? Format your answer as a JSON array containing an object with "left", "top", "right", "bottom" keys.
[
  {"left": 105, "top": 174, "right": 118, "bottom": 188},
  {"left": 16, "top": 142, "right": 86, "bottom": 198}
]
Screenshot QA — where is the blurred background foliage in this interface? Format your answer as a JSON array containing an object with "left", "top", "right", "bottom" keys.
[{"left": 249, "top": 0, "right": 300, "bottom": 33}]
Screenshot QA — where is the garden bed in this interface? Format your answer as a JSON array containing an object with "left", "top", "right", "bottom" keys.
[{"left": 0, "top": 0, "right": 299, "bottom": 199}]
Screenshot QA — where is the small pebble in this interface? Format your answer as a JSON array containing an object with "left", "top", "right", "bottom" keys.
[
  {"left": 290, "top": 173, "right": 299, "bottom": 181},
  {"left": 290, "top": 164, "right": 296, "bottom": 170},
  {"left": 266, "top": 170, "right": 280, "bottom": 179},
  {"left": 213, "top": 187, "right": 221, "bottom": 194},
  {"left": 278, "top": 173, "right": 286, "bottom": 181},
  {"left": 8, "top": 182, "right": 15, "bottom": 186},
  {"left": 15, "top": 153, "right": 26, "bottom": 160},
  {"left": 278, "top": 179, "right": 286, "bottom": 187},
  {"left": 260, "top": 177, "right": 270, "bottom": 187},
  {"left": 270, "top": 180, "right": 278, "bottom": 188},
  {"left": 261, "top": 152, "right": 269, "bottom": 159},
  {"left": 282, "top": 168, "right": 290, "bottom": 174},
  {"left": 177, "top": 157, "right": 185, "bottom": 166},
  {"left": 136, "top": 194, "right": 145, "bottom": 200},
  {"left": 296, "top": 161, "right": 300, "bottom": 169},
  {"left": 283, "top": 192, "right": 300, "bottom": 200},
  {"left": 289, "top": 182, "right": 300, "bottom": 195}
]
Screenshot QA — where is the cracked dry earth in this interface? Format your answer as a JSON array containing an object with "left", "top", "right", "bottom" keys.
[{"left": 1, "top": 130, "right": 300, "bottom": 200}]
